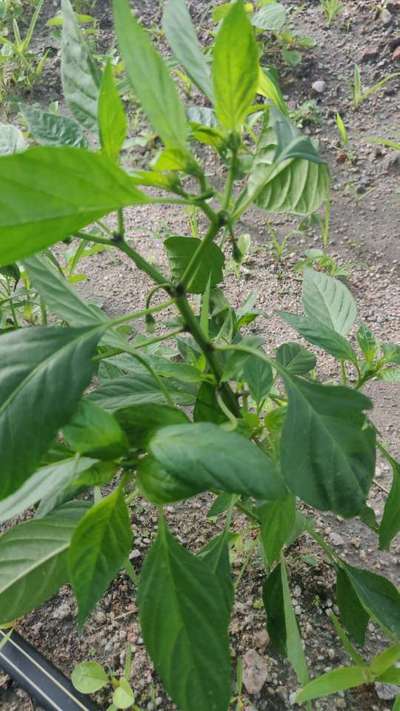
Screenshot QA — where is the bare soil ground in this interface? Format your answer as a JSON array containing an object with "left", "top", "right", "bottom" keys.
[{"left": 1, "top": 1, "right": 400, "bottom": 709}]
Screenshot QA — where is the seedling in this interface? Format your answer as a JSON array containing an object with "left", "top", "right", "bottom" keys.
[
  {"left": 320, "top": 0, "right": 343, "bottom": 26},
  {"left": 352, "top": 64, "right": 400, "bottom": 109}
]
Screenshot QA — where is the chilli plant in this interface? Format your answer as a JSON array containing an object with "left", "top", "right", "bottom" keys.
[{"left": 0, "top": 1, "right": 400, "bottom": 710}]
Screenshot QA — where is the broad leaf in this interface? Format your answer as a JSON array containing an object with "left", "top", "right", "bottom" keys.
[
  {"left": 115, "top": 403, "right": 189, "bottom": 448},
  {"left": 198, "top": 532, "right": 234, "bottom": 614},
  {"left": 61, "top": 0, "right": 99, "bottom": 131},
  {"left": 63, "top": 401, "right": 128, "bottom": 459},
  {"left": 276, "top": 342, "right": 316, "bottom": 374},
  {"left": 0, "top": 123, "right": 27, "bottom": 155},
  {"left": 163, "top": 0, "right": 213, "bottom": 101},
  {"left": 165, "top": 236, "right": 224, "bottom": 294},
  {"left": 98, "top": 62, "right": 127, "bottom": 161},
  {"left": 193, "top": 382, "right": 226, "bottom": 424},
  {"left": 263, "top": 563, "right": 286, "bottom": 655},
  {"left": 0, "top": 325, "right": 103, "bottom": 499},
  {"left": 0, "top": 502, "right": 88, "bottom": 625},
  {"left": 0, "top": 147, "right": 148, "bottom": 266},
  {"left": 149, "top": 422, "right": 286, "bottom": 500},
  {"left": 344, "top": 564, "right": 400, "bottom": 638},
  {"left": 303, "top": 269, "right": 357, "bottom": 337},
  {"left": 296, "top": 666, "right": 367, "bottom": 704},
  {"left": 281, "top": 376, "right": 376, "bottom": 517},
  {"left": 252, "top": 3, "right": 287, "bottom": 31},
  {"left": 24, "top": 254, "right": 108, "bottom": 326},
  {"left": 0, "top": 457, "right": 98, "bottom": 524},
  {"left": 137, "top": 456, "right": 198, "bottom": 505},
  {"left": 113, "top": 679, "right": 135, "bottom": 709},
  {"left": 336, "top": 568, "right": 369, "bottom": 646},
  {"left": 138, "top": 518, "right": 231, "bottom": 711},
  {"left": 22, "top": 106, "right": 87, "bottom": 148},
  {"left": 280, "top": 312, "right": 357, "bottom": 363},
  {"left": 243, "top": 355, "right": 273, "bottom": 404},
  {"left": 89, "top": 373, "right": 196, "bottom": 410},
  {"left": 259, "top": 495, "right": 296, "bottom": 565},
  {"left": 113, "top": 0, "right": 189, "bottom": 150},
  {"left": 379, "top": 456, "right": 400, "bottom": 550},
  {"left": 69, "top": 487, "right": 132, "bottom": 624},
  {"left": 212, "top": 1, "right": 259, "bottom": 131},
  {"left": 71, "top": 662, "right": 108, "bottom": 694}
]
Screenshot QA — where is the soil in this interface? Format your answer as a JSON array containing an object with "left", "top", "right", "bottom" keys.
[{"left": 1, "top": 1, "right": 400, "bottom": 710}]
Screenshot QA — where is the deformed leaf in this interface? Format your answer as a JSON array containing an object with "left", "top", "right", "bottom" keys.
[{"left": 22, "top": 106, "right": 87, "bottom": 148}]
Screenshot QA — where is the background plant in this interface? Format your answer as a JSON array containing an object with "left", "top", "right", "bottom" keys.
[{"left": 0, "top": 2, "right": 398, "bottom": 711}]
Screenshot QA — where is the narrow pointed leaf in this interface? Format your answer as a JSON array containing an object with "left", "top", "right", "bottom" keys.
[
  {"left": 263, "top": 563, "right": 286, "bottom": 655},
  {"left": 379, "top": 456, "right": 400, "bottom": 550},
  {"left": 260, "top": 496, "right": 296, "bottom": 565},
  {"left": 0, "top": 503, "right": 88, "bottom": 625},
  {"left": 98, "top": 62, "right": 127, "bottom": 161},
  {"left": 69, "top": 487, "right": 132, "bottom": 624},
  {"left": 113, "top": 0, "right": 188, "bottom": 149},
  {"left": 281, "top": 560, "right": 309, "bottom": 686},
  {"left": 344, "top": 564, "right": 400, "bottom": 638},
  {"left": 0, "top": 147, "right": 148, "bottom": 266},
  {"left": 336, "top": 568, "right": 369, "bottom": 646},
  {"left": 198, "top": 532, "right": 234, "bottom": 614},
  {"left": 296, "top": 666, "right": 367, "bottom": 704},
  {"left": 138, "top": 518, "right": 231, "bottom": 711}
]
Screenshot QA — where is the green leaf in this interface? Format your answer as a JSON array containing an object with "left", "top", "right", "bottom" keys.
[
  {"left": 243, "top": 355, "right": 273, "bottom": 404},
  {"left": 259, "top": 496, "right": 296, "bottom": 565},
  {"left": 22, "top": 106, "right": 87, "bottom": 148},
  {"left": 0, "top": 147, "right": 148, "bottom": 266},
  {"left": 263, "top": 563, "right": 286, "bottom": 655},
  {"left": 257, "top": 67, "right": 288, "bottom": 115},
  {"left": 208, "top": 493, "right": 235, "bottom": 518},
  {"left": 0, "top": 325, "right": 103, "bottom": 500},
  {"left": 61, "top": 0, "right": 99, "bottom": 131},
  {"left": 37, "top": 461, "right": 117, "bottom": 519},
  {"left": 244, "top": 111, "right": 329, "bottom": 216},
  {"left": 0, "top": 123, "right": 27, "bottom": 155},
  {"left": 296, "top": 666, "right": 367, "bottom": 704},
  {"left": 89, "top": 373, "right": 196, "bottom": 410},
  {"left": 281, "top": 559, "right": 309, "bottom": 686},
  {"left": 165, "top": 236, "right": 224, "bottom": 294},
  {"left": 113, "top": 679, "right": 135, "bottom": 709},
  {"left": 115, "top": 403, "right": 189, "bottom": 448},
  {"left": 24, "top": 254, "right": 108, "bottom": 326},
  {"left": 137, "top": 456, "right": 198, "bottom": 504},
  {"left": 98, "top": 62, "right": 127, "bottom": 161},
  {"left": 149, "top": 422, "right": 286, "bottom": 500},
  {"left": 281, "top": 376, "right": 376, "bottom": 517},
  {"left": 212, "top": 1, "right": 259, "bottom": 131},
  {"left": 379, "top": 456, "right": 400, "bottom": 550},
  {"left": 280, "top": 312, "right": 357, "bottom": 362},
  {"left": 336, "top": 568, "right": 369, "bottom": 646},
  {"left": 163, "top": 0, "right": 213, "bottom": 101},
  {"left": 0, "top": 457, "right": 98, "bottom": 524},
  {"left": 394, "top": 695, "right": 400, "bottom": 711},
  {"left": 370, "top": 644, "right": 400, "bottom": 677},
  {"left": 69, "top": 487, "right": 132, "bottom": 624},
  {"left": 113, "top": 0, "right": 189, "bottom": 150},
  {"left": 302, "top": 269, "right": 357, "bottom": 337},
  {"left": 357, "top": 324, "right": 378, "bottom": 363},
  {"left": 252, "top": 3, "right": 287, "bottom": 31},
  {"left": 344, "top": 563, "right": 400, "bottom": 638},
  {"left": 382, "top": 343, "right": 400, "bottom": 365},
  {"left": 63, "top": 401, "right": 128, "bottom": 459},
  {"left": 276, "top": 342, "right": 316, "bottom": 374},
  {"left": 0, "top": 502, "right": 88, "bottom": 625},
  {"left": 194, "top": 382, "right": 226, "bottom": 424},
  {"left": 71, "top": 661, "right": 108, "bottom": 694},
  {"left": 138, "top": 517, "right": 231, "bottom": 711},
  {"left": 198, "top": 532, "right": 234, "bottom": 614}
]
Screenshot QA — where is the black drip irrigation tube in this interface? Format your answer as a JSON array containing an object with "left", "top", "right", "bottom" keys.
[{"left": 0, "top": 629, "right": 99, "bottom": 710}]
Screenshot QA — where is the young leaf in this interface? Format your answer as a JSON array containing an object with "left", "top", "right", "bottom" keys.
[
  {"left": 0, "top": 147, "right": 148, "bottom": 266},
  {"left": 113, "top": 678, "right": 135, "bottom": 709},
  {"left": 280, "top": 312, "right": 357, "bottom": 363},
  {"left": 69, "top": 487, "right": 132, "bottom": 624},
  {"left": 138, "top": 518, "right": 231, "bottom": 711},
  {"left": 71, "top": 662, "right": 108, "bottom": 694},
  {"left": 296, "top": 666, "right": 367, "bottom": 704},
  {"left": 357, "top": 324, "right": 378, "bottom": 363},
  {"left": 251, "top": 3, "right": 287, "bottom": 31},
  {"left": 63, "top": 401, "right": 128, "bottom": 459},
  {"left": 98, "top": 62, "right": 127, "bottom": 162},
  {"left": 163, "top": 0, "right": 213, "bottom": 101},
  {"left": 343, "top": 564, "right": 400, "bottom": 638},
  {"left": 259, "top": 496, "right": 296, "bottom": 565},
  {"left": 243, "top": 355, "right": 273, "bottom": 404},
  {"left": 198, "top": 532, "right": 234, "bottom": 614},
  {"left": 302, "top": 268, "right": 357, "bottom": 337},
  {"left": 0, "top": 502, "right": 88, "bottom": 625},
  {"left": 276, "top": 342, "right": 316, "bottom": 375},
  {"left": 165, "top": 236, "right": 224, "bottom": 294},
  {"left": 22, "top": 106, "right": 87, "bottom": 148},
  {"left": 212, "top": 1, "right": 259, "bottom": 131},
  {"left": 281, "top": 376, "right": 376, "bottom": 517},
  {"left": 370, "top": 644, "right": 400, "bottom": 677},
  {"left": 61, "top": 0, "right": 99, "bottom": 131},
  {"left": 263, "top": 563, "right": 286, "bottom": 655},
  {"left": 24, "top": 254, "right": 108, "bottom": 327},
  {"left": 336, "top": 568, "right": 369, "bottom": 646},
  {"left": 379, "top": 456, "right": 400, "bottom": 550},
  {"left": 0, "top": 457, "right": 98, "bottom": 524},
  {"left": 0, "top": 325, "right": 103, "bottom": 500},
  {"left": 149, "top": 422, "right": 286, "bottom": 500},
  {"left": 115, "top": 403, "right": 189, "bottom": 448},
  {"left": 113, "top": 0, "right": 189, "bottom": 150},
  {"left": 281, "top": 559, "right": 309, "bottom": 686}
]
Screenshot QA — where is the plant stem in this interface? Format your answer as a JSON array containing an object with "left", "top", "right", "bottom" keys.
[
  {"left": 109, "top": 298, "right": 175, "bottom": 328},
  {"left": 117, "top": 238, "right": 169, "bottom": 287}
]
